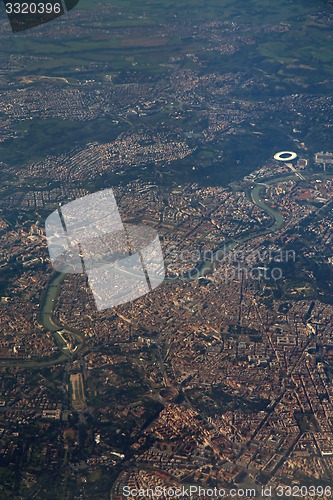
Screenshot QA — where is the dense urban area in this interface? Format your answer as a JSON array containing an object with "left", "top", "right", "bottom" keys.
[{"left": 0, "top": 0, "right": 332, "bottom": 498}]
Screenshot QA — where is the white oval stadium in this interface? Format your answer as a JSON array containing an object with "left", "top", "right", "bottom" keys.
[{"left": 274, "top": 151, "right": 298, "bottom": 162}]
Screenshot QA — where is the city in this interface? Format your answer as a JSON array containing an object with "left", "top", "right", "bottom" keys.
[{"left": 0, "top": 0, "right": 332, "bottom": 498}]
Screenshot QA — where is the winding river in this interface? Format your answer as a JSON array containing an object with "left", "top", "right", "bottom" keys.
[{"left": 3, "top": 171, "right": 330, "bottom": 367}]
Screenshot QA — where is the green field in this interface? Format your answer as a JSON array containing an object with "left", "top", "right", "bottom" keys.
[
  {"left": 1, "top": 0, "right": 331, "bottom": 76},
  {"left": 1, "top": 0, "right": 332, "bottom": 183}
]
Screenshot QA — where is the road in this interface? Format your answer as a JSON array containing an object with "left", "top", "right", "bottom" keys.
[{"left": 2, "top": 170, "right": 332, "bottom": 368}]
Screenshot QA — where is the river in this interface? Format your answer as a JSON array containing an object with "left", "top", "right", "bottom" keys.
[{"left": 2, "top": 171, "right": 330, "bottom": 367}]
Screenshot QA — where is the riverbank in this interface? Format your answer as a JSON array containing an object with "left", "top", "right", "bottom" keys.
[{"left": 2, "top": 170, "right": 331, "bottom": 368}]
